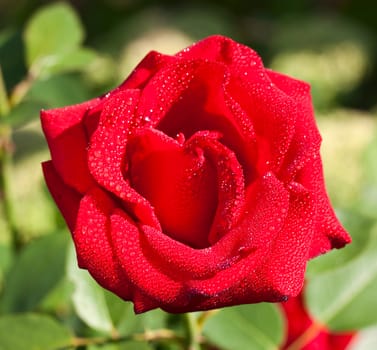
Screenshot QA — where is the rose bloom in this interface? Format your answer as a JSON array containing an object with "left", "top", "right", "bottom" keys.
[
  {"left": 41, "top": 35, "right": 351, "bottom": 313},
  {"left": 281, "top": 292, "right": 355, "bottom": 349}
]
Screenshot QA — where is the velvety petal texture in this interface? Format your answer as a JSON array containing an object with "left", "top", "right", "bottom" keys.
[{"left": 41, "top": 35, "right": 351, "bottom": 313}]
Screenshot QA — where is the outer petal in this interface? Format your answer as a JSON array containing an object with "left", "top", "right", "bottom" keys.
[
  {"left": 255, "top": 182, "right": 315, "bottom": 298},
  {"left": 42, "top": 161, "right": 81, "bottom": 232},
  {"left": 185, "top": 173, "right": 290, "bottom": 302},
  {"left": 110, "top": 209, "right": 184, "bottom": 313},
  {"left": 126, "top": 172, "right": 290, "bottom": 312},
  {"left": 139, "top": 224, "right": 248, "bottom": 280},
  {"left": 266, "top": 69, "right": 322, "bottom": 182},
  {"left": 177, "top": 34, "right": 263, "bottom": 67},
  {"left": 299, "top": 157, "right": 351, "bottom": 257},
  {"left": 74, "top": 187, "right": 133, "bottom": 300},
  {"left": 41, "top": 98, "right": 100, "bottom": 193}
]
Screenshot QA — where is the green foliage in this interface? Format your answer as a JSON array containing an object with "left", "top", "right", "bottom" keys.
[
  {"left": 23, "top": 2, "right": 93, "bottom": 77},
  {"left": 306, "top": 226, "right": 377, "bottom": 331},
  {"left": 2, "top": 99, "right": 44, "bottom": 127},
  {"left": 359, "top": 134, "right": 377, "bottom": 218},
  {"left": 0, "top": 313, "right": 73, "bottom": 350},
  {"left": 203, "top": 303, "right": 285, "bottom": 350},
  {"left": 0, "top": 233, "right": 69, "bottom": 313}
]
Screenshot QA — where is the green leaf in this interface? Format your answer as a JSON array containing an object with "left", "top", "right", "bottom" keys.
[
  {"left": 0, "top": 233, "right": 69, "bottom": 313},
  {"left": 103, "top": 291, "right": 140, "bottom": 335},
  {"left": 359, "top": 135, "right": 377, "bottom": 218},
  {"left": 67, "top": 243, "right": 114, "bottom": 333},
  {"left": 0, "top": 313, "right": 73, "bottom": 350},
  {"left": 37, "top": 48, "right": 97, "bottom": 77},
  {"left": 24, "top": 3, "right": 84, "bottom": 68},
  {"left": 306, "top": 225, "right": 377, "bottom": 331},
  {"left": 27, "top": 73, "right": 92, "bottom": 107},
  {"left": 203, "top": 303, "right": 285, "bottom": 350},
  {"left": 104, "top": 289, "right": 170, "bottom": 336},
  {"left": 2, "top": 99, "right": 44, "bottom": 128}
]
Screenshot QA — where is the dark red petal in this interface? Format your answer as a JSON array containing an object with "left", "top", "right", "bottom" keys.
[
  {"left": 41, "top": 99, "right": 100, "bottom": 193},
  {"left": 134, "top": 173, "right": 289, "bottom": 287},
  {"left": 88, "top": 88, "right": 160, "bottom": 229},
  {"left": 128, "top": 128, "right": 218, "bottom": 248},
  {"left": 256, "top": 182, "right": 314, "bottom": 297},
  {"left": 136, "top": 59, "right": 199, "bottom": 126},
  {"left": 298, "top": 157, "right": 351, "bottom": 257},
  {"left": 184, "top": 131, "right": 245, "bottom": 244},
  {"left": 222, "top": 90, "right": 257, "bottom": 183},
  {"left": 266, "top": 69, "right": 322, "bottom": 182},
  {"left": 41, "top": 98, "right": 100, "bottom": 141},
  {"left": 139, "top": 223, "right": 247, "bottom": 280},
  {"left": 142, "top": 173, "right": 290, "bottom": 312},
  {"left": 328, "top": 333, "right": 356, "bottom": 350},
  {"left": 177, "top": 35, "right": 298, "bottom": 173},
  {"left": 132, "top": 289, "right": 161, "bottom": 314},
  {"left": 74, "top": 187, "right": 132, "bottom": 300},
  {"left": 227, "top": 75, "right": 299, "bottom": 175},
  {"left": 177, "top": 35, "right": 263, "bottom": 68},
  {"left": 110, "top": 209, "right": 183, "bottom": 312},
  {"left": 156, "top": 61, "right": 257, "bottom": 183},
  {"left": 186, "top": 172, "right": 290, "bottom": 298},
  {"left": 42, "top": 161, "right": 81, "bottom": 232}
]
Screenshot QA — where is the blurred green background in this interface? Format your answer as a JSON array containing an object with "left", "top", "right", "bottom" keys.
[{"left": 0, "top": 1, "right": 377, "bottom": 349}]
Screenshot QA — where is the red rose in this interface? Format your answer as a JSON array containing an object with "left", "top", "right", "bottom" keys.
[
  {"left": 281, "top": 292, "right": 355, "bottom": 349},
  {"left": 41, "top": 35, "right": 351, "bottom": 313}
]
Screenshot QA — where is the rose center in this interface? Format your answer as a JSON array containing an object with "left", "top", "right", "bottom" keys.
[{"left": 127, "top": 131, "right": 218, "bottom": 248}]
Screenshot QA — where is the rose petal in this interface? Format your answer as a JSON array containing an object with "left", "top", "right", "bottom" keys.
[
  {"left": 255, "top": 182, "right": 315, "bottom": 297},
  {"left": 186, "top": 172, "right": 290, "bottom": 297},
  {"left": 183, "top": 131, "right": 245, "bottom": 244},
  {"left": 42, "top": 161, "right": 81, "bottom": 232},
  {"left": 298, "top": 157, "right": 351, "bottom": 257},
  {"left": 41, "top": 99, "right": 100, "bottom": 193},
  {"left": 88, "top": 88, "right": 161, "bottom": 229},
  {"left": 177, "top": 35, "right": 263, "bottom": 68},
  {"left": 177, "top": 35, "right": 297, "bottom": 173},
  {"left": 133, "top": 172, "right": 290, "bottom": 312},
  {"left": 110, "top": 209, "right": 184, "bottom": 311},
  {"left": 139, "top": 223, "right": 249, "bottom": 280},
  {"left": 266, "top": 69, "right": 322, "bottom": 182},
  {"left": 128, "top": 128, "right": 218, "bottom": 248},
  {"left": 74, "top": 187, "right": 132, "bottom": 300}
]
